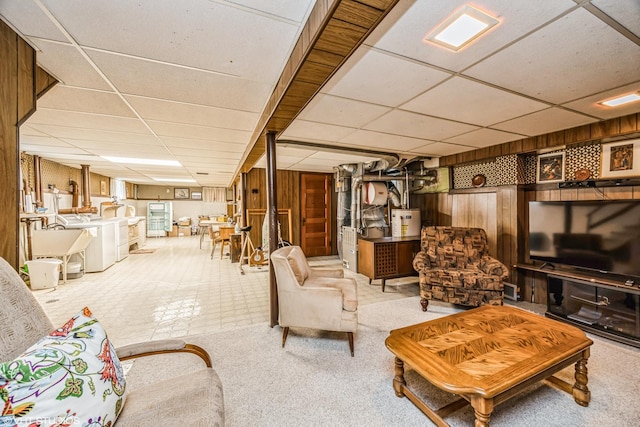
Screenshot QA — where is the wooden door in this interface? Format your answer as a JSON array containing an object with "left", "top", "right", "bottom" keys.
[{"left": 301, "top": 173, "right": 331, "bottom": 256}]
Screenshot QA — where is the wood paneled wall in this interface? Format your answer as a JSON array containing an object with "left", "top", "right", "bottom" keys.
[
  {"left": 244, "top": 168, "right": 302, "bottom": 247},
  {"left": 1, "top": 20, "right": 40, "bottom": 268}
]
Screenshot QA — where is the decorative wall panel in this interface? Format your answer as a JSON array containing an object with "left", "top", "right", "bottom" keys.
[
  {"left": 565, "top": 142, "right": 601, "bottom": 180},
  {"left": 453, "top": 155, "right": 519, "bottom": 189}
]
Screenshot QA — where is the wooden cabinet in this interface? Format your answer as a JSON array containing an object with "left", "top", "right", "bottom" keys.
[{"left": 358, "top": 236, "right": 421, "bottom": 292}]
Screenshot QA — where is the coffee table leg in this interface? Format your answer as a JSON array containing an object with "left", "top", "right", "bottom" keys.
[
  {"left": 470, "top": 396, "right": 493, "bottom": 427},
  {"left": 393, "top": 357, "right": 406, "bottom": 398},
  {"left": 572, "top": 349, "right": 591, "bottom": 407}
]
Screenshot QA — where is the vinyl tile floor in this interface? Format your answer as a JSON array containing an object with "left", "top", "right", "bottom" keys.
[{"left": 32, "top": 235, "right": 419, "bottom": 347}]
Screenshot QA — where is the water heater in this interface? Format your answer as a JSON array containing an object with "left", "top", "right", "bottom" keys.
[{"left": 391, "top": 209, "right": 421, "bottom": 237}]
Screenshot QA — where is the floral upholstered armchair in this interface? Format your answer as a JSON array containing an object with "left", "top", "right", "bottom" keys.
[{"left": 413, "top": 226, "right": 508, "bottom": 311}]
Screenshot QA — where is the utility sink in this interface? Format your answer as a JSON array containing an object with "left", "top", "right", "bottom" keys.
[{"left": 31, "top": 229, "right": 95, "bottom": 283}]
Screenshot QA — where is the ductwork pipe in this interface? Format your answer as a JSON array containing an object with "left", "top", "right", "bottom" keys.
[
  {"left": 387, "top": 182, "right": 402, "bottom": 207},
  {"left": 81, "top": 164, "right": 91, "bottom": 208}
]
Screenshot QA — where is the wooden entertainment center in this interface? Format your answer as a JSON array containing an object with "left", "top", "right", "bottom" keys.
[{"left": 517, "top": 264, "right": 640, "bottom": 348}]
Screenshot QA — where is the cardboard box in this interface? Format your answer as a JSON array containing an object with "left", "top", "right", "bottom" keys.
[
  {"left": 178, "top": 226, "right": 192, "bottom": 236},
  {"left": 168, "top": 225, "right": 178, "bottom": 237}
]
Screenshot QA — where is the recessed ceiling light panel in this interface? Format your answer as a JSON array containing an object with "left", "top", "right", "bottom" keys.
[
  {"left": 424, "top": 5, "right": 500, "bottom": 52},
  {"left": 599, "top": 92, "right": 640, "bottom": 107}
]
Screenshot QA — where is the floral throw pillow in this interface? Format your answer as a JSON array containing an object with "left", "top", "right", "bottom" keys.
[{"left": 0, "top": 307, "right": 126, "bottom": 427}]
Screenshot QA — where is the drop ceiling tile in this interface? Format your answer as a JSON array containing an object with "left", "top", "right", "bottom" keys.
[
  {"left": 174, "top": 161, "right": 237, "bottom": 173},
  {"left": 170, "top": 148, "right": 238, "bottom": 159},
  {"left": 87, "top": 49, "right": 272, "bottom": 112},
  {"left": 38, "top": 86, "right": 135, "bottom": 117},
  {"left": 20, "top": 126, "right": 48, "bottom": 137},
  {"left": 444, "top": 128, "right": 524, "bottom": 148},
  {"left": 465, "top": 8, "right": 640, "bottom": 104},
  {"left": 227, "top": 0, "right": 314, "bottom": 22},
  {"left": 19, "top": 135, "right": 73, "bottom": 147},
  {"left": 160, "top": 137, "right": 245, "bottom": 153},
  {"left": 339, "top": 129, "right": 431, "bottom": 152},
  {"left": 37, "top": 153, "right": 105, "bottom": 165},
  {"left": 592, "top": 0, "right": 640, "bottom": 38},
  {"left": 364, "top": 110, "right": 479, "bottom": 141},
  {"left": 124, "top": 95, "right": 258, "bottom": 131},
  {"left": 309, "top": 150, "right": 373, "bottom": 162},
  {"left": 26, "top": 109, "right": 150, "bottom": 134},
  {"left": 401, "top": 77, "right": 550, "bottom": 126},
  {"left": 366, "top": 0, "right": 575, "bottom": 72},
  {"left": 51, "top": 129, "right": 158, "bottom": 145},
  {"left": 275, "top": 146, "right": 324, "bottom": 158},
  {"left": 280, "top": 120, "right": 356, "bottom": 143},
  {"left": 27, "top": 39, "right": 111, "bottom": 90},
  {"left": 322, "top": 47, "right": 451, "bottom": 107},
  {"left": 409, "top": 142, "right": 475, "bottom": 157},
  {"left": 0, "top": 0, "right": 68, "bottom": 42},
  {"left": 296, "top": 94, "right": 391, "bottom": 128},
  {"left": 41, "top": 0, "right": 307, "bottom": 83},
  {"left": 148, "top": 121, "right": 251, "bottom": 143},
  {"left": 491, "top": 107, "right": 597, "bottom": 136},
  {"left": 24, "top": 146, "right": 91, "bottom": 156},
  {"left": 562, "top": 82, "right": 640, "bottom": 119},
  {"left": 88, "top": 145, "right": 172, "bottom": 157}
]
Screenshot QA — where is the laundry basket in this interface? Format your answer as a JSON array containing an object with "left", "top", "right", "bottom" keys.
[{"left": 26, "top": 258, "right": 63, "bottom": 290}]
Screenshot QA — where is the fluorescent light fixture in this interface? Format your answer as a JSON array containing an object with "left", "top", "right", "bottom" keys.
[
  {"left": 152, "top": 178, "right": 197, "bottom": 183},
  {"left": 102, "top": 156, "right": 181, "bottom": 167},
  {"left": 599, "top": 92, "right": 640, "bottom": 107},
  {"left": 425, "top": 5, "right": 500, "bottom": 52}
]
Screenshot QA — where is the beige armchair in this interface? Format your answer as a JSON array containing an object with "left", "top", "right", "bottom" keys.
[
  {"left": 270, "top": 246, "right": 358, "bottom": 356},
  {"left": 0, "top": 257, "right": 224, "bottom": 426}
]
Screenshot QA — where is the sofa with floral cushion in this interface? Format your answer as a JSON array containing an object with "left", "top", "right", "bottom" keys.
[
  {"left": 413, "top": 226, "right": 508, "bottom": 311},
  {"left": 0, "top": 256, "right": 224, "bottom": 426}
]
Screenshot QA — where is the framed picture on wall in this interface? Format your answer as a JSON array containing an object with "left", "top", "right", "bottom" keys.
[
  {"left": 100, "top": 180, "right": 107, "bottom": 195},
  {"left": 191, "top": 191, "right": 202, "bottom": 200},
  {"left": 601, "top": 139, "right": 640, "bottom": 179},
  {"left": 537, "top": 152, "right": 565, "bottom": 183},
  {"left": 174, "top": 188, "right": 189, "bottom": 199}
]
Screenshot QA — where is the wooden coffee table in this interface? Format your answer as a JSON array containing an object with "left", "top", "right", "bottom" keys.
[{"left": 385, "top": 305, "right": 593, "bottom": 426}]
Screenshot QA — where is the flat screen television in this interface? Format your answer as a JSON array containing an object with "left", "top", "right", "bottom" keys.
[{"left": 528, "top": 200, "right": 640, "bottom": 281}]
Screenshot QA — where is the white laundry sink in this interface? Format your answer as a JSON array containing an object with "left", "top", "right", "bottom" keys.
[{"left": 31, "top": 229, "right": 95, "bottom": 283}]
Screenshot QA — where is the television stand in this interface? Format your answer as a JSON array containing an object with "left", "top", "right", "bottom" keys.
[
  {"left": 540, "top": 262, "right": 555, "bottom": 270},
  {"left": 544, "top": 269, "right": 640, "bottom": 348}
]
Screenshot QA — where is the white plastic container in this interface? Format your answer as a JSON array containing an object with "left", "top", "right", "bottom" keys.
[
  {"left": 26, "top": 259, "right": 62, "bottom": 290},
  {"left": 391, "top": 209, "right": 421, "bottom": 237},
  {"left": 63, "top": 261, "right": 83, "bottom": 279}
]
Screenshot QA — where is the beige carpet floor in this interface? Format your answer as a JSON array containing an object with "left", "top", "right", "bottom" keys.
[{"left": 124, "top": 297, "right": 640, "bottom": 426}]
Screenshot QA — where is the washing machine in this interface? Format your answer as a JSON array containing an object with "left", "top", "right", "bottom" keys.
[{"left": 62, "top": 215, "right": 117, "bottom": 272}]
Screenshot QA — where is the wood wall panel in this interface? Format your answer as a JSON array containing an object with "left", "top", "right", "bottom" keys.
[
  {"left": 0, "top": 21, "right": 43, "bottom": 268},
  {"left": 0, "top": 20, "right": 20, "bottom": 267},
  {"left": 245, "top": 168, "right": 303, "bottom": 248},
  {"left": 451, "top": 192, "right": 498, "bottom": 257},
  {"left": 17, "top": 38, "right": 35, "bottom": 124}
]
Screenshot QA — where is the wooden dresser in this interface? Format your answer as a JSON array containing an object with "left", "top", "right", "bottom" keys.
[{"left": 358, "top": 236, "right": 421, "bottom": 292}]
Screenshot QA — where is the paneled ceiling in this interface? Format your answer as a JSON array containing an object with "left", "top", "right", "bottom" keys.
[{"left": 2, "top": 0, "right": 639, "bottom": 187}]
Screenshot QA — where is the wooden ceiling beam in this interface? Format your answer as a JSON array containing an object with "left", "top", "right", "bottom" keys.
[{"left": 235, "top": 0, "right": 400, "bottom": 180}]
